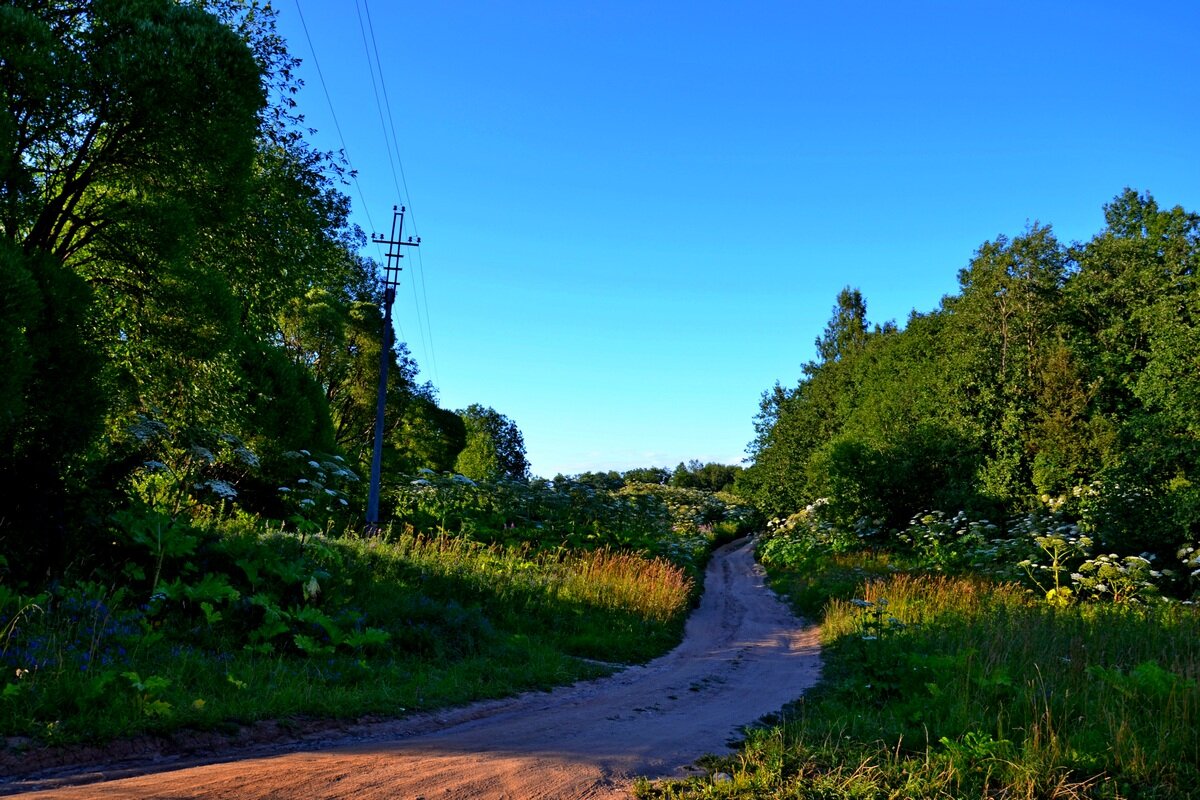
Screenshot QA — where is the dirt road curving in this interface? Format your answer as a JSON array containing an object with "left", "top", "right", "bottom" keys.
[{"left": 11, "top": 537, "right": 821, "bottom": 799}]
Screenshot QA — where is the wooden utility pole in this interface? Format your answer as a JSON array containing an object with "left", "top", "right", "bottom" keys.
[{"left": 366, "top": 205, "right": 419, "bottom": 529}]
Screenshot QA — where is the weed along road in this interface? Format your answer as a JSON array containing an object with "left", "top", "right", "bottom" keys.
[{"left": 15, "top": 539, "right": 822, "bottom": 799}]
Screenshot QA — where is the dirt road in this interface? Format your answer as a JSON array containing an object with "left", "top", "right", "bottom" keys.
[{"left": 11, "top": 537, "right": 821, "bottom": 799}]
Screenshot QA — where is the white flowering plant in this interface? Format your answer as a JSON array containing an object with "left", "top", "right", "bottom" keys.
[
  {"left": 121, "top": 415, "right": 264, "bottom": 517},
  {"left": 275, "top": 449, "right": 360, "bottom": 533},
  {"left": 896, "top": 510, "right": 998, "bottom": 573},
  {"left": 1072, "top": 552, "right": 1164, "bottom": 604}
]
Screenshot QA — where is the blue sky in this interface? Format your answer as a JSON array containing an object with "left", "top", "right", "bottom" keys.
[{"left": 274, "top": 1, "right": 1200, "bottom": 479}]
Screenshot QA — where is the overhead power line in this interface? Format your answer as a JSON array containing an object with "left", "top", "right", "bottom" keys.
[
  {"left": 358, "top": 0, "right": 440, "bottom": 385},
  {"left": 292, "top": 0, "right": 377, "bottom": 238}
]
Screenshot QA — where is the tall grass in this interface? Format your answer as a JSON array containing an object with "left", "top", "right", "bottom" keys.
[
  {"left": 375, "top": 530, "right": 693, "bottom": 622},
  {"left": 0, "top": 522, "right": 695, "bottom": 747},
  {"left": 641, "top": 569, "right": 1200, "bottom": 799}
]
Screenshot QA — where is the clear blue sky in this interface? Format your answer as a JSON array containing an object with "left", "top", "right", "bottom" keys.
[{"left": 274, "top": 1, "right": 1200, "bottom": 479}]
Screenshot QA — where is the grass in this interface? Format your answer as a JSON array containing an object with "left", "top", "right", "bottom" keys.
[
  {"left": 638, "top": 551, "right": 1200, "bottom": 800},
  {"left": 0, "top": 521, "right": 695, "bottom": 747}
]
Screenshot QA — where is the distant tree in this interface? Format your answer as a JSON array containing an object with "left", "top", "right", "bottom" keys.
[
  {"left": 693, "top": 462, "right": 741, "bottom": 493},
  {"left": 623, "top": 466, "right": 670, "bottom": 485},
  {"left": 455, "top": 405, "right": 529, "bottom": 482},
  {"left": 815, "top": 287, "right": 869, "bottom": 364},
  {"left": 665, "top": 460, "right": 740, "bottom": 492},
  {"left": 574, "top": 471, "right": 625, "bottom": 490}
]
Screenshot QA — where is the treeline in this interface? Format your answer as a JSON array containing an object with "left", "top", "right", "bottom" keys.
[
  {"left": 0, "top": 0, "right": 523, "bottom": 582},
  {"left": 560, "top": 460, "right": 742, "bottom": 493},
  {"left": 741, "top": 189, "right": 1200, "bottom": 559}
]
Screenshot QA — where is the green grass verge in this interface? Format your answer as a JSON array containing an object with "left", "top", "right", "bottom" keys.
[
  {"left": 0, "top": 520, "right": 695, "bottom": 747},
  {"left": 638, "top": 551, "right": 1200, "bottom": 800}
]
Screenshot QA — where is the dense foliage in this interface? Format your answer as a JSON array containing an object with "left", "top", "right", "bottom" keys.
[
  {"left": 639, "top": 516, "right": 1200, "bottom": 799},
  {"left": 741, "top": 191, "right": 1200, "bottom": 568},
  {"left": 0, "top": 517, "right": 694, "bottom": 746},
  {"left": 0, "top": 2, "right": 758, "bottom": 755},
  {"left": 0, "top": 0, "right": 528, "bottom": 581}
]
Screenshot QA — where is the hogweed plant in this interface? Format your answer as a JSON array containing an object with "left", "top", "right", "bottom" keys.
[
  {"left": 1071, "top": 552, "right": 1164, "bottom": 604},
  {"left": 896, "top": 511, "right": 998, "bottom": 572},
  {"left": 1180, "top": 543, "right": 1200, "bottom": 599},
  {"left": 276, "top": 449, "right": 360, "bottom": 535}
]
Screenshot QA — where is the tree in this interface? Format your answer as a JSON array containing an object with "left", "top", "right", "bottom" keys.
[
  {"left": 815, "top": 287, "right": 869, "bottom": 364},
  {"left": 0, "top": 0, "right": 273, "bottom": 573},
  {"left": 743, "top": 288, "right": 878, "bottom": 516},
  {"left": 623, "top": 466, "right": 670, "bottom": 485},
  {"left": 0, "top": 0, "right": 377, "bottom": 569},
  {"left": 941, "top": 223, "right": 1070, "bottom": 505},
  {"left": 1067, "top": 189, "right": 1200, "bottom": 550},
  {"left": 455, "top": 405, "right": 529, "bottom": 482},
  {"left": 1, "top": 0, "right": 267, "bottom": 441}
]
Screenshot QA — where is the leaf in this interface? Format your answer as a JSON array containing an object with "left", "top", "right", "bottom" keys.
[
  {"left": 293, "top": 634, "right": 332, "bottom": 656},
  {"left": 343, "top": 627, "right": 392, "bottom": 651},
  {"left": 143, "top": 675, "right": 171, "bottom": 695},
  {"left": 144, "top": 699, "right": 173, "bottom": 718}
]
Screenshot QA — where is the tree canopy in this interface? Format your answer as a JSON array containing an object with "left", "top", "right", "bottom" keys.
[
  {"left": 0, "top": 0, "right": 524, "bottom": 580},
  {"left": 742, "top": 190, "right": 1200, "bottom": 559}
]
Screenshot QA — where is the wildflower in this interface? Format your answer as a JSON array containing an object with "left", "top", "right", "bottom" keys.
[
  {"left": 130, "top": 415, "right": 169, "bottom": 442},
  {"left": 202, "top": 479, "right": 238, "bottom": 500},
  {"left": 235, "top": 447, "right": 260, "bottom": 468},
  {"left": 307, "top": 460, "right": 320, "bottom": 469},
  {"left": 143, "top": 460, "right": 168, "bottom": 471},
  {"left": 190, "top": 446, "right": 216, "bottom": 464}
]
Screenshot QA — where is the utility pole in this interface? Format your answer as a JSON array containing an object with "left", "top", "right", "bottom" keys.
[{"left": 366, "top": 205, "right": 420, "bottom": 529}]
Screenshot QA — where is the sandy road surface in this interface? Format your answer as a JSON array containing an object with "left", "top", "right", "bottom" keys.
[{"left": 11, "top": 537, "right": 821, "bottom": 799}]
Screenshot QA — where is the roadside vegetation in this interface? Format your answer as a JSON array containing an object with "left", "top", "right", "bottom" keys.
[
  {"left": 0, "top": 462, "right": 755, "bottom": 747},
  {"left": 641, "top": 185, "right": 1200, "bottom": 798},
  {"left": 640, "top": 511, "right": 1199, "bottom": 799},
  {"left": 0, "top": 1, "right": 759, "bottom": 756}
]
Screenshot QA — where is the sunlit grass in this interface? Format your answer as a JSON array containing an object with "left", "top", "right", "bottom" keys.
[
  {"left": 641, "top": 565, "right": 1200, "bottom": 799},
  {"left": 0, "top": 521, "right": 697, "bottom": 746},
  {"left": 361, "top": 528, "right": 693, "bottom": 622}
]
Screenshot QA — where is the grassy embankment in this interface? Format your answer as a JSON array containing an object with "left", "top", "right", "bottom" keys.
[
  {"left": 0, "top": 521, "right": 695, "bottom": 747},
  {"left": 639, "top": 526, "right": 1200, "bottom": 799}
]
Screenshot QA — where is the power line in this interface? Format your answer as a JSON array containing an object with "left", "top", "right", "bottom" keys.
[
  {"left": 360, "top": 0, "right": 440, "bottom": 385},
  {"left": 295, "top": 0, "right": 437, "bottom": 384},
  {"left": 354, "top": 0, "right": 433, "bottom": 377},
  {"left": 292, "top": 0, "right": 378, "bottom": 239}
]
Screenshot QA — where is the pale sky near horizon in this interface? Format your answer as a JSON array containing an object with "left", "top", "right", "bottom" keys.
[{"left": 274, "top": 1, "right": 1200, "bottom": 479}]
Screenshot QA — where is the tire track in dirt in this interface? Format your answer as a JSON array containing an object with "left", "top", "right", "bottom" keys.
[{"left": 10, "top": 537, "right": 821, "bottom": 799}]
